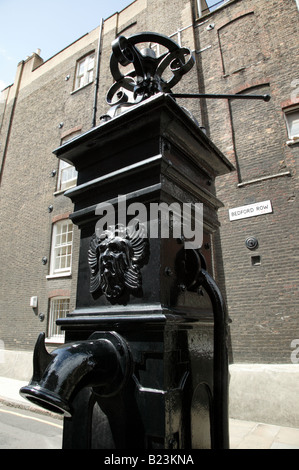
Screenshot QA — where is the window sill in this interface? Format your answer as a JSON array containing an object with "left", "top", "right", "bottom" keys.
[
  {"left": 237, "top": 171, "right": 291, "bottom": 187},
  {"left": 45, "top": 336, "right": 65, "bottom": 345},
  {"left": 286, "top": 138, "right": 299, "bottom": 146},
  {"left": 53, "top": 189, "right": 66, "bottom": 196},
  {"left": 71, "top": 81, "right": 93, "bottom": 95},
  {"left": 46, "top": 273, "right": 72, "bottom": 279},
  {"left": 53, "top": 184, "right": 76, "bottom": 196}
]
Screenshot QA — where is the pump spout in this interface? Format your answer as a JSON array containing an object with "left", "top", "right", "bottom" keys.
[{"left": 20, "top": 331, "right": 132, "bottom": 417}]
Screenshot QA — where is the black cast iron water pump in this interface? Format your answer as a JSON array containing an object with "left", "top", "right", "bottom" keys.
[{"left": 20, "top": 31, "right": 247, "bottom": 449}]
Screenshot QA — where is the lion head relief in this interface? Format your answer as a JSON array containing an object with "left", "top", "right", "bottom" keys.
[{"left": 88, "top": 223, "right": 149, "bottom": 300}]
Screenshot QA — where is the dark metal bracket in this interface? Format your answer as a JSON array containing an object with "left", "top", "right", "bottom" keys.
[{"left": 170, "top": 93, "right": 271, "bottom": 102}]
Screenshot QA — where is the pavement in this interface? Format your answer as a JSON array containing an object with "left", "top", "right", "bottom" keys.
[{"left": 1, "top": 376, "right": 299, "bottom": 449}]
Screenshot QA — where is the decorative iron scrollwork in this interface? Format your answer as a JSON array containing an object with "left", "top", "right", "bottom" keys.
[
  {"left": 88, "top": 223, "right": 149, "bottom": 300},
  {"left": 104, "top": 32, "right": 194, "bottom": 114}
]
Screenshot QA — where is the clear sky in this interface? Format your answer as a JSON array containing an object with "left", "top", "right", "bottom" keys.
[
  {"left": 0, "top": 0, "right": 133, "bottom": 90},
  {"left": 0, "top": 0, "right": 219, "bottom": 91}
]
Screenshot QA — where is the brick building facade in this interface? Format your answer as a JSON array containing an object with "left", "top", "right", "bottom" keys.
[{"left": 0, "top": 0, "right": 298, "bottom": 368}]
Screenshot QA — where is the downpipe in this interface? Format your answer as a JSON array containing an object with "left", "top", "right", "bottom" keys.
[{"left": 20, "top": 331, "right": 132, "bottom": 418}]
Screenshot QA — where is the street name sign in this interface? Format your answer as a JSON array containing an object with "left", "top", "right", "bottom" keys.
[{"left": 229, "top": 200, "right": 272, "bottom": 221}]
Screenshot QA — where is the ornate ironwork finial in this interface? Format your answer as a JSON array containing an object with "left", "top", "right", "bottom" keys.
[
  {"left": 100, "top": 31, "right": 270, "bottom": 124},
  {"left": 102, "top": 32, "right": 194, "bottom": 119}
]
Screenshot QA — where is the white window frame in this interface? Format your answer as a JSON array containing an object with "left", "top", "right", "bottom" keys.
[
  {"left": 285, "top": 107, "right": 299, "bottom": 142},
  {"left": 74, "top": 52, "right": 95, "bottom": 90},
  {"left": 49, "top": 220, "right": 73, "bottom": 277},
  {"left": 196, "top": 0, "right": 203, "bottom": 17},
  {"left": 57, "top": 131, "right": 80, "bottom": 192},
  {"left": 199, "top": 0, "right": 230, "bottom": 16},
  {"left": 57, "top": 160, "right": 77, "bottom": 191},
  {"left": 47, "top": 297, "right": 69, "bottom": 343}
]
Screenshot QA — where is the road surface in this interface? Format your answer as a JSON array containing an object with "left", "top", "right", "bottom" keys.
[{"left": 0, "top": 403, "right": 63, "bottom": 449}]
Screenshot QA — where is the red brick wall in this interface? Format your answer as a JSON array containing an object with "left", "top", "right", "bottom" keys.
[{"left": 193, "top": 0, "right": 299, "bottom": 362}]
